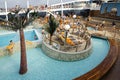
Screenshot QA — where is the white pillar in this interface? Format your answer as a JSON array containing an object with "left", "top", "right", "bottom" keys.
[
  {"left": 5, "top": 0, "right": 8, "bottom": 21},
  {"left": 46, "top": 0, "right": 49, "bottom": 15},
  {"left": 61, "top": 0, "right": 63, "bottom": 17},
  {"left": 27, "top": 0, "right": 29, "bottom": 19},
  {"left": 47, "top": 0, "right": 49, "bottom": 7}
]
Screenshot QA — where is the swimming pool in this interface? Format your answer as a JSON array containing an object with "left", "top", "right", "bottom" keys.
[
  {"left": 0, "top": 30, "right": 39, "bottom": 47},
  {"left": 0, "top": 37, "right": 109, "bottom": 80},
  {"left": 87, "top": 27, "right": 95, "bottom": 30}
]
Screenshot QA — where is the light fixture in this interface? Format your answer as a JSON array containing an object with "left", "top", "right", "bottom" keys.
[
  {"left": 64, "top": 24, "right": 70, "bottom": 30},
  {"left": 73, "top": 14, "right": 76, "bottom": 19},
  {"left": 64, "top": 24, "right": 70, "bottom": 44}
]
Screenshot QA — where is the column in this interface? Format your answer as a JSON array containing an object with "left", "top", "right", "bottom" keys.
[
  {"left": 61, "top": 0, "right": 63, "bottom": 17},
  {"left": 27, "top": 0, "right": 29, "bottom": 19},
  {"left": 5, "top": 0, "right": 8, "bottom": 21}
]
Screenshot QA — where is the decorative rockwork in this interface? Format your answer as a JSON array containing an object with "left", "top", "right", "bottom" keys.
[{"left": 42, "top": 40, "right": 92, "bottom": 61}]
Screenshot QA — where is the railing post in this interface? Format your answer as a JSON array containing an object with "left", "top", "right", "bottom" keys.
[{"left": 5, "top": 0, "right": 8, "bottom": 21}]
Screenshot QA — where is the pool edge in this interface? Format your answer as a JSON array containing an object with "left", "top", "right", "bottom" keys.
[{"left": 74, "top": 38, "right": 118, "bottom": 80}]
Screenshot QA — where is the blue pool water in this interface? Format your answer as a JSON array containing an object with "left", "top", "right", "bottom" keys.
[
  {"left": 0, "top": 30, "right": 38, "bottom": 47},
  {"left": 0, "top": 37, "right": 109, "bottom": 80},
  {"left": 87, "top": 27, "right": 95, "bottom": 30}
]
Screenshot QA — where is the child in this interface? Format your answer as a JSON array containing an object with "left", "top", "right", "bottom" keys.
[{"left": 34, "top": 35, "right": 38, "bottom": 40}]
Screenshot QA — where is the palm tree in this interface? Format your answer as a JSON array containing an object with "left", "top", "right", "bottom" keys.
[
  {"left": 0, "top": 8, "right": 37, "bottom": 74},
  {"left": 44, "top": 14, "right": 59, "bottom": 45}
]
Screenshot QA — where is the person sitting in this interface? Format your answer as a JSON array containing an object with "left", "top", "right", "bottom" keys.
[
  {"left": 34, "top": 35, "right": 38, "bottom": 40},
  {"left": 6, "top": 40, "right": 14, "bottom": 55},
  {"left": 9, "top": 40, "right": 14, "bottom": 45}
]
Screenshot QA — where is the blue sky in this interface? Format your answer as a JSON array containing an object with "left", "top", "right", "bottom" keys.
[
  {"left": 0, "top": 0, "right": 77, "bottom": 8},
  {"left": 0, "top": 0, "right": 91, "bottom": 8}
]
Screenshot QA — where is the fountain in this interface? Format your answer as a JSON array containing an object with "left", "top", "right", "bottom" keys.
[{"left": 42, "top": 17, "right": 92, "bottom": 61}]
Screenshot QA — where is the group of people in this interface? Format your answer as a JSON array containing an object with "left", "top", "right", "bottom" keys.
[{"left": 95, "top": 20, "right": 116, "bottom": 31}]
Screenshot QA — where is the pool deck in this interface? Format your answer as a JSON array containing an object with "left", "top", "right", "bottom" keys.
[
  {"left": 73, "top": 18, "right": 120, "bottom": 80},
  {"left": 101, "top": 44, "right": 120, "bottom": 80},
  {"left": 0, "top": 17, "right": 120, "bottom": 80},
  {"left": 74, "top": 38, "right": 118, "bottom": 80}
]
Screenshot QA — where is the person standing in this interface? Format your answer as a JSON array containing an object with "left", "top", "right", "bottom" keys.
[
  {"left": 112, "top": 21, "right": 116, "bottom": 27},
  {"left": 95, "top": 24, "right": 99, "bottom": 31}
]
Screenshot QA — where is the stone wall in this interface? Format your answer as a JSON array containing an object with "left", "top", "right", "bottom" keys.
[{"left": 42, "top": 40, "right": 92, "bottom": 61}]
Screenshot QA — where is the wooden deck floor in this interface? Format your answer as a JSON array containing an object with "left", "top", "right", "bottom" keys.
[
  {"left": 101, "top": 45, "right": 120, "bottom": 80},
  {"left": 73, "top": 18, "right": 120, "bottom": 80},
  {"left": 74, "top": 38, "right": 118, "bottom": 80}
]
